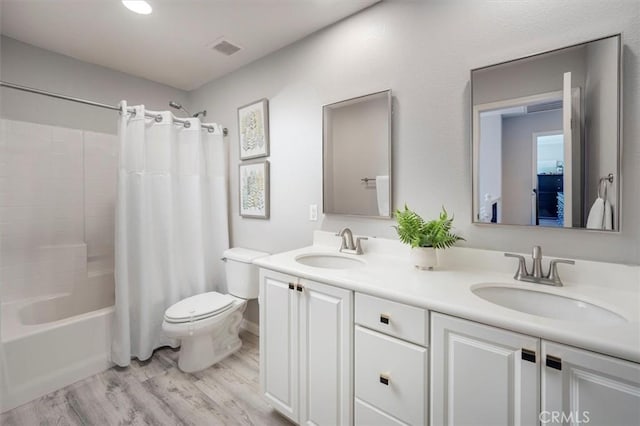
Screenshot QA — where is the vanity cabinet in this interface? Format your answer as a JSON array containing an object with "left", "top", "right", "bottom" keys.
[
  {"left": 430, "top": 313, "right": 540, "bottom": 426},
  {"left": 354, "top": 293, "right": 429, "bottom": 425},
  {"left": 542, "top": 341, "right": 640, "bottom": 426},
  {"left": 259, "top": 269, "right": 352, "bottom": 425},
  {"left": 431, "top": 313, "right": 640, "bottom": 426}
]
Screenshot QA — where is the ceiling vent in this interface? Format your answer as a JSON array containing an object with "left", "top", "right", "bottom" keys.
[
  {"left": 211, "top": 39, "right": 242, "bottom": 56},
  {"left": 527, "top": 100, "right": 563, "bottom": 114}
]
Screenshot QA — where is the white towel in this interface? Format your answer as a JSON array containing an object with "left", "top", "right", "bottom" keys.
[
  {"left": 586, "top": 197, "right": 613, "bottom": 230},
  {"left": 375, "top": 175, "right": 390, "bottom": 216},
  {"left": 604, "top": 199, "right": 613, "bottom": 230}
]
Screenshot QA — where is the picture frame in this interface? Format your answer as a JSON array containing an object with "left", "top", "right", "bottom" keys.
[
  {"left": 239, "top": 160, "right": 270, "bottom": 219},
  {"left": 238, "top": 98, "right": 269, "bottom": 160}
]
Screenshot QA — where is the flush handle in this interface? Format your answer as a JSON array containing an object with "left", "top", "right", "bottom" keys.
[
  {"left": 546, "top": 355, "right": 562, "bottom": 370},
  {"left": 380, "top": 314, "right": 390, "bottom": 325}
]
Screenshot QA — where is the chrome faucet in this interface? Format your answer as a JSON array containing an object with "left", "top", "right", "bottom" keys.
[
  {"left": 336, "top": 228, "right": 368, "bottom": 255},
  {"left": 505, "top": 246, "right": 575, "bottom": 286}
]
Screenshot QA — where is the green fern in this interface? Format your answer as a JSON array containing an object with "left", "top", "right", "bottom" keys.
[{"left": 394, "top": 204, "right": 464, "bottom": 249}]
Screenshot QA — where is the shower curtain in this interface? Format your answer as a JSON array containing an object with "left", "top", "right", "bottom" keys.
[{"left": 111, "top": 102, "right": 229, "bottom": 366}]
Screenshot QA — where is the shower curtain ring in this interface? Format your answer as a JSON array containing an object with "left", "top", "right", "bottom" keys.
[{"left": 154, "top": 114, "right": 162, "bottom": 123}]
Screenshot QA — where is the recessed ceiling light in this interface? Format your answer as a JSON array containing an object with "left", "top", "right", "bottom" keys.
[{"left": 122, "top": 1, "right": 152, "bottom": 15}]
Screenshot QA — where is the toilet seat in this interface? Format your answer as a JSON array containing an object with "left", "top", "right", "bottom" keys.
[{"left": 164, "top": 292, "right": 236, "bottom": 324}]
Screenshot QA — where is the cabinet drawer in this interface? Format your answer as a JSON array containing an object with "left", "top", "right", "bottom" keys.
[
  {"left": 355, "top": 293, "right": 428, "bottom": 345},
  {"left": 355, "top": 398, "right": 408, "bottom": 425},
  {"left": 355, "top": 326, "right": 427, "bottom": 425}
]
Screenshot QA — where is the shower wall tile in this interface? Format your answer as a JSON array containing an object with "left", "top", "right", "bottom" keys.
[
  {"left": 0, "top": 119, "right": 117, "bottom": 302},
  {"left": 0, "top": 120, "right": 103, "bottom": 302},
  {"left": 84, "top": 131, "right": 118, "bottom": 260},
  {"left": 0, "top": 244, "right": 86, "bottom": 301}
]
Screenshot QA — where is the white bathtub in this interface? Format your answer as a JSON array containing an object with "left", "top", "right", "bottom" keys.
[{"left": 0, "top": 273, "right": 115, "bottom": 412}]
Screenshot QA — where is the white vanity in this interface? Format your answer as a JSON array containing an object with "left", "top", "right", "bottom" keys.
[{"left": 254, "top": 231, "right": 640, "bottom": 425}]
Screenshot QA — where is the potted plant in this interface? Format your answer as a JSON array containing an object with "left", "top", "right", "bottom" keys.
[{"left": 394, "top": 205, "right": 464, "bottom": 270}]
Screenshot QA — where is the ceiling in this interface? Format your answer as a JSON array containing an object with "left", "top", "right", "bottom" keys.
[{"left": 0, "top": 0, "right": 378, "bottom": 91}]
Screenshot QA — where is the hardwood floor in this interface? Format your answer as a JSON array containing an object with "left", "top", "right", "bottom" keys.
[{"left": 1, "top": 331, "right": 292, "bottom": 426}]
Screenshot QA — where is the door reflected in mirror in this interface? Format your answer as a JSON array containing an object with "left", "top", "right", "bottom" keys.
[
  {"left": 323, "top": 90, "right": 392, "bottom": 218},
  {"left": 472, "top": 35, "right": 620, "bottom": 231}
]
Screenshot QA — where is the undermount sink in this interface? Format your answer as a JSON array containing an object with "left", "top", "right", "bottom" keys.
[
  {"left": 295, "top": 253, "right": 365, "bottom": 269},
  {"left": 472, "top": 284, "right": 627, "bottom": 324}
]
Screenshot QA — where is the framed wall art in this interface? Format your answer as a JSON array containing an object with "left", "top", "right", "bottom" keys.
[
  {"left": 238, "top": 98, "right": 269, "bottom": 160},
  {"left": 239, "top": 160, "right": 269, "bottom": 219}
]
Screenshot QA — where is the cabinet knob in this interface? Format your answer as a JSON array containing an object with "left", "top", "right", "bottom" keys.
[
  {"left": 288, "top": 283, "right": 295, "bottom": 290},
  {"left": 546, "top": 355, "right": 562, "bottom": 370},
  {"left": 380, "top": 314, "right": 390, "bottom": 325},
  {"left": 379, "top": 373, "right": 390, "bottom": 386}
]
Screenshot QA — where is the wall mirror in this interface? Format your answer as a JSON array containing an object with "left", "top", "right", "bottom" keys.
[
  {"left": 472, "top": 35, "right": 621, "bottom": 231},
  {"left": 323, "top": 90, "right": 392, "bottom": 218}
]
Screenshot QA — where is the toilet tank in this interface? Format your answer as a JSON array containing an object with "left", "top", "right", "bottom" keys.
[{"left": 223, "top": 248, "right": 269, "bottom": 299}]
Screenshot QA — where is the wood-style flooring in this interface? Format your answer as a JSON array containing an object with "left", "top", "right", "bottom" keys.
[{"left": 1, "top": 331, "right": 292, "bottom": 426}]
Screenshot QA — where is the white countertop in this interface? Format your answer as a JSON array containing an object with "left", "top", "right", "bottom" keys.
[{"left": 254, "top": 232, "right": 640, "bottom": 363}]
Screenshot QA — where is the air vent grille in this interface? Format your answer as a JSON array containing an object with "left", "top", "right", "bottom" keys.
[
  {"left": 211, "top": 40, "right": 242, "bottom": 56},
  {"left": 527, "top": 100, "right": 563, "bottom": 114}
]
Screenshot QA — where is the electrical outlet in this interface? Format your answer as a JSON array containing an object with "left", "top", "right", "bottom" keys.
[{"left": 309, "top": 204, "right": 318, "bottom": 221}]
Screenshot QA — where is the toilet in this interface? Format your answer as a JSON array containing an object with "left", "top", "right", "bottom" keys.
[{"left": 162, "top": 247, "right": 268, "bottom": 373}]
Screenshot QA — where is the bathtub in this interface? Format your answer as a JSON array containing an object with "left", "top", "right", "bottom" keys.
[{"left": 0, "top": 273, "right": 115, "bottom": 412}]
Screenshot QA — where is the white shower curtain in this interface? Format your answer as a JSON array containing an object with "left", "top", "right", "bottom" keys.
[{"left": 112, "top": 102, "right": 229, "bottom": 366}]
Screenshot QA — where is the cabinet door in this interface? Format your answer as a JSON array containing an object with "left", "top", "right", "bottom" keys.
[
  {"left": 299, "top": 279, "right": 353, "bottom": 426},
  {"left": 259, "top": 270, "right": 299, "bottom": 423},
  {"left": 542, "top": 341, "right": 640, "bottom": 426},
  {"left": 431, "top": 313, "right": 540, "bottom": 426}
]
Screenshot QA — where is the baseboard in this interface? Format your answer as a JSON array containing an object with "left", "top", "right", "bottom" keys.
[{"left": 240, "top": 319, "right": 259, "bottom": 336}]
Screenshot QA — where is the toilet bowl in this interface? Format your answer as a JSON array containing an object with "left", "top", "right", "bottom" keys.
[{"left": 162, "top": 247, "right": 268, "bottom": 373}]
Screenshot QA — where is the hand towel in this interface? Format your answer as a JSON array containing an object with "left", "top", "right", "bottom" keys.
[
  {"left": 376, "top": 175, "right": 390, "bottom": 216},
  {"left": 604, "top": 199, "right": 613, "bottom": 230},
  {"left": 586, "top": 197, "right": 605, "bottom": 229}
]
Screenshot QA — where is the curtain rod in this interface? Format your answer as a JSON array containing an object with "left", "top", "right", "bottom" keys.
[{"left": 0, "top": 81, "right": 228, "bottom": 136}]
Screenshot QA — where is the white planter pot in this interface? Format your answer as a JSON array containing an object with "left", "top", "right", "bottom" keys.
[{"left": 411, "top": 247, "right": 438, "bottom": 270}]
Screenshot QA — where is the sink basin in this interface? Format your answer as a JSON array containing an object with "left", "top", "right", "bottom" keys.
[
  {"left": 472, "top": 285, "right": 627, "bottom": 324},
  {"left": 295, "top": 253, "right": 365, "bottom": 269}
]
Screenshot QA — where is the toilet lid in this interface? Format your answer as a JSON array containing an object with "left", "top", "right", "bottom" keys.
[{"left": 164, "top": 292, "right": 235, "bottom": 324}]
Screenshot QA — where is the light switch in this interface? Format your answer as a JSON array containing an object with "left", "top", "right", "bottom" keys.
[{"left": 309, "top": 204, "right": 318, "bottom": 221}]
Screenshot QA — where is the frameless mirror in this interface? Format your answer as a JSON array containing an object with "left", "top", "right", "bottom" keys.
[
  {"left": 323, "top": 90, "right": 392, "bottom": 217},
  {"left": 472, "top": 35, "right": 621, "bottom": 231}
]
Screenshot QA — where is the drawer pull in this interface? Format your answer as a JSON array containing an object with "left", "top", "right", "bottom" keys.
[
  {"left": 546, "top": 355, "right": 562, "bottom": 371},
  {"left": 379, "top": 373, "right": 390, "bottom": 386},
  {"left": 288, "top": 283, "right": 295, "bottom": 290},
  {"left": 296, "top": 284, "right": 304, "bottom": 292},
  {"left": 379, "top": 314, "right": 390, "bottom": 325},
  {"left": 521, "top": 349, "right": 536, "bottom": 363}
]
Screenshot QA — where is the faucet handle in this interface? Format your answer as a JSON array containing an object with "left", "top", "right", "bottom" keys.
[
  {"left": 505, "top": 253, "right": 529, "bottom": 280},
  {"left": 355, "top": 237, "right": 368, "bottom": 255},
  {"left": 546, "top": 259, "right": 575, "bottom": 285},
  {"left": 532, "top": 246, "right": 542, "bottom": 259}
]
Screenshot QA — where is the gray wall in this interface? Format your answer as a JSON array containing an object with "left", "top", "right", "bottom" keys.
[
  {"left": 0, "top": 36, "right": 190, "bottom": 134},
  {"left": 190, "top": 0, "right": 640, "bottom": 271},
  {"left": 473, "top": 44, "right": 587, "bottom": 105},
  {"left": 502, "top": 110, "right": 563, "bottom": 225},
  {"left": 585, "top": 37, "right": 619, "bottom": 226}
]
